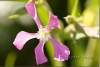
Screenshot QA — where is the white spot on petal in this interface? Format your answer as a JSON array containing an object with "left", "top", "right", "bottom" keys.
[
  {"left": 65, "top": 50, "right": 70, "bottom": 56},
  {"left": 54, "top": 55, "right": 64, "bottom": 61}
]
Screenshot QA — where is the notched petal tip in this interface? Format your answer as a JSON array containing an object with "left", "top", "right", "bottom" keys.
[
  {"left": 50, "top": 38, "right": 70, "bottom": 61},
  {"left": 54, "top": 47, "right": 70, "bottom": 61}
]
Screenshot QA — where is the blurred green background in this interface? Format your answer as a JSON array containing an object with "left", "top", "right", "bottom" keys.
[{"left": 0, "top": 0, "right": 99, "bottom": 67}]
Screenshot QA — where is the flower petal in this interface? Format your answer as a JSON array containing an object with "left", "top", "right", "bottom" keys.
[
  {"left": 35, "top": 40, "right": 47, "bottom": 64},
  {"left": 78, "top": 23, "right": 99, "bottom": 38},
  {"left": 50, "top": 37, "right": 70, "bottom": 61},
  {"left": 48, "top": 13, "right": 59, "bottom": 30},
  {"left": 82, "top": 27, "right": 99, "bottom": 38},
  {"left": 25, "top": 0, "right": 42, "bottom": 28},
  {"left": 13, "top": 31, "right": 37, "bottom": 50}
]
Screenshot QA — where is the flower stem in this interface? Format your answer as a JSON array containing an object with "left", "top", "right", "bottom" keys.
[
  {"left": 5, "top": 51, "right": 17, "bottom": 67},
  {"left": 71, "top": 0, "right": 79, "bottom": 16}
]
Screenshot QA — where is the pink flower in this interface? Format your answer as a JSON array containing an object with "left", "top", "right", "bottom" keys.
[{"left": 13, "top": 0, "right": 70, "bottom": 65}]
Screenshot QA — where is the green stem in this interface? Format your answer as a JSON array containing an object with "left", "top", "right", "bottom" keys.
[
  {"left": 46, "top": 41, "right": 64, "bottom": 67},
  {"left": 5, "top": 51, "right": 17, "bottom": 67},
  {"left": 71, "top": 0, "right": 79, "bottom": 16}
]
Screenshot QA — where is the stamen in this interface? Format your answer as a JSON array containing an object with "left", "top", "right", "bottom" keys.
[{"left": 37, "top": 26, "right": 50, "bottom": 41}]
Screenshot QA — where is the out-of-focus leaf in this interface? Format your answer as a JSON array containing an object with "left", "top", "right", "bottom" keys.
[
  {"left": 8, "top": 4, "right": 26, "bottom": 19},
  {"left": 15, "top": 0, "right": 27, "bottom": 2},
  {"left": 0, "top": 1, "right": 25, "bottom": 25},
  {"left": 79, "top": 39, "right": 99, "bottom": 67},
  {"left": 8, "top": 14, "right": 20, "bottom": 19},
  {"left": 81, "top": 8, "right": 98, "bottom": 26},
  {"left": 81, "top": 0, "right": 99, "bottom": 26},
  {"left": 13, "top": 7, "right": 26, "bottom": 16}
]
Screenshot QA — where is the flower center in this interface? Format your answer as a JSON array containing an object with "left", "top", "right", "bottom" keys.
[{"left": 37, "top": 26, "right": 50, "bottom": 41}]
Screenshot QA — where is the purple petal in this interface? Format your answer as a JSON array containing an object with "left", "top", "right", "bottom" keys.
[
  {"left": 25, "top": 0, "right": 42, "bottom": 28},
  {"left": 13, "top": 31, "right": 37, "bottom": 50},
  {"left": 50, "top": 37, "right": 70, "bottom": 61},
  {"left": 48, "top": 13, "right": 59, "bottom": 30},
  {"left": 35, "top": 40, "right": 47, "bottom": 64}
]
